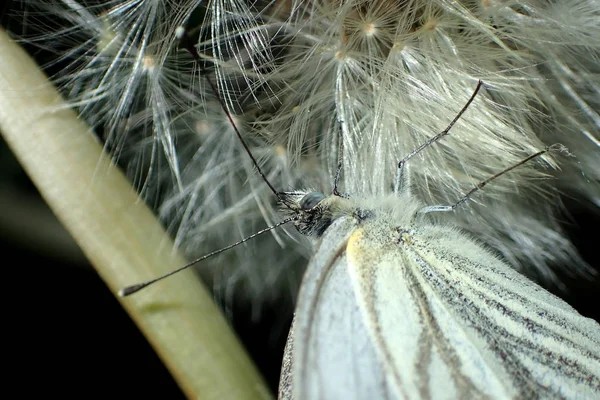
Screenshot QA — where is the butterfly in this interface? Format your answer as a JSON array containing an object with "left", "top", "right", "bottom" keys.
[
  {"left": 274, "top": 86, "right": 600, "bottom": 398},
  {"left": 120, "top": 29, "right": 600, "bottom": 400},
  {"left": 278, "top": 181, "right": 600, "bottom": 399}
]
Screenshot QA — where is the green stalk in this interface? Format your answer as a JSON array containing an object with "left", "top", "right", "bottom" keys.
[{"left": 0, "top": 28, "right": 271, "bottom": 400}]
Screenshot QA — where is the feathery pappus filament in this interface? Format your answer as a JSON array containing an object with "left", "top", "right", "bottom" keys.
[{"left": 9, "top": 0, "right": 599, "bottom": 332}]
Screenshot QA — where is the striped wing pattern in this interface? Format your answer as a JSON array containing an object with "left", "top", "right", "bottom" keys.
[{"left": 286, "top": 216, "right": 600, "bottom": 399}]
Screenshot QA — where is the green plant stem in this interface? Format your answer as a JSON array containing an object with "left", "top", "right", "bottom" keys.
[{"left": 0, "top": 28, "right": 271, "bottom": 400}]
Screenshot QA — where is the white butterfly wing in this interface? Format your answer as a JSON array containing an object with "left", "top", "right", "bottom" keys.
[
  {"left": 281, "top": 216, "right": 600, "bottom": 399},
  {"left": 348, "top": 221, "right": 600, "bottom": 399},
  {"left": 281, "top": 216, "right": 397, "bottom": 400}
]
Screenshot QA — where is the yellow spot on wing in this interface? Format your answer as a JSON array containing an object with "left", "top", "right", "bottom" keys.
[
  {"left": 346, "top": 228, "right": 365, "bottom": 266},
  {"left": 401, "top": 232, "right": 412, "bottom": 245}
]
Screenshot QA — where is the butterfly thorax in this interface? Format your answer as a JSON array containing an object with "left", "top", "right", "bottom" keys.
[{"left": 278, "top": 191, "right": 425, "bottom": 238}]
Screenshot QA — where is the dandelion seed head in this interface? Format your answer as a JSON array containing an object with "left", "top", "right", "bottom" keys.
[
  {"left": 334, "top": 49, "right": 347, "bottom": 59},
  {"left": 239, "top": 0, "right": 598, "bottom": 284},
  {"left": 16, "top": 0, "right": 600, "bottom": 309},
  {"left": 361, "top": 22, "right": 376, "bottom": 36},
  {"left": 422, "top": 18, "right": 438, "bottom": 32},
  {"left": 142, "top": 54, "right": 156, "bottom": 72}
]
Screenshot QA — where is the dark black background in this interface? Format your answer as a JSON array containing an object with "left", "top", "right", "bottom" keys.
[{"left": 0, "top": 148, "right": 291, "bottom": 398}]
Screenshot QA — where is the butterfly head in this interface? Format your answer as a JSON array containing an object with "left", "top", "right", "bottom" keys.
[{"left": 278, "top": 191, "right": 354, "bottom": 237}]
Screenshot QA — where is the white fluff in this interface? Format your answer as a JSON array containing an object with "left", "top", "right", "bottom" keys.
[{"left": 13, "top": 0, "right": 600, "bottom": 305}]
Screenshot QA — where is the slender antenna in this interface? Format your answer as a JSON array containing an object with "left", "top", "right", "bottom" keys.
[
  {"left": 420, "top": 145, "right": 560, "bottom": 214},
  {"left": 333, "top": 124, "right": 344, "bottom": 196},
  {"left": 119, "top": 216, "right": 297, "bottom": 296},
  {"left": 397, "top": 80, "right": 484, "bottom": 173},
  {"left": 175, "top": 26, "right": 280, "bottom": 198},
  {"left": 119, "top": 27, "right": 298, "bottom": 297}
]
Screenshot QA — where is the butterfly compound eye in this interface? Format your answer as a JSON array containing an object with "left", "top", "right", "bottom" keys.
[{"left": 300, "top": 192, "right": 326, "bottom": 211}]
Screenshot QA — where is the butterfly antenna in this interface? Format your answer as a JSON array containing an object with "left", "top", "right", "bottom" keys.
[
  {"left": 396, "top": 80, "right": 484, "bottom": 174},
  {"left": 333, "top": 124, "right": 345, "bottom": 196},
  {"left": 419, "top": 144, "right": 567, "bottom": 214},
  {"left": 175, "top": 26, "right": 280, "bottom": 199},
  {"left": 119, "top": 27, "right": 299, "bottom": 297},
  {"left": 119, "top": 216, "right": 296, "bottom": 296}
]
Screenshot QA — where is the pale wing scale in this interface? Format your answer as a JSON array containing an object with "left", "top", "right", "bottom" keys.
[
  {"left": 346, "top": 226, "right": 513, "bottom": 399},
  {"left": 284, "top": 217, "right": 399, "bottom": 400},
  {"left": 413, "top": 227, "right": 600, "bottom": 373},
  {"left": 280, "top": 210, "right": 600, "bottom": 400},
  {"left": 346, "top": 220, "right": 600, "bottom": 400},
  {"left": 279, "top": 193, "right": 600, "bottom": 400}
]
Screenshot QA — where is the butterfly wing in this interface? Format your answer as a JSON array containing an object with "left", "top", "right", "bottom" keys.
[
  {"left": 281, "top": 216, "right": 600, "bottom": 399},
  {"left": 283, "top": 216, "right": 398, "bottom": 399},
  {"left": 346, "top": 222, "right": 600, "bottom": 399}
]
